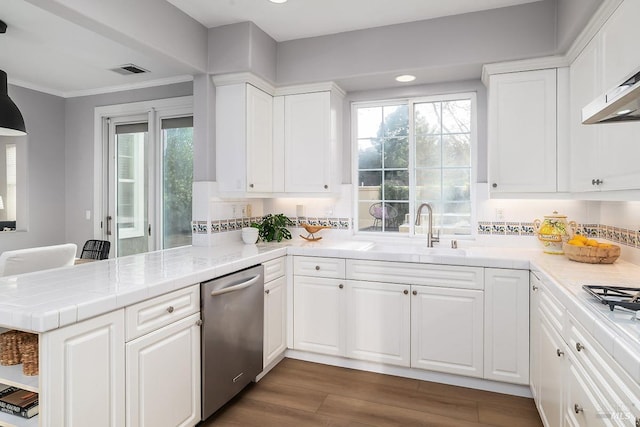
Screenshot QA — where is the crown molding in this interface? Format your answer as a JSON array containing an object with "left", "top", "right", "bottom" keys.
[
  {"left": 481, "top": 56, "right": 569, "bottom": 86},
  {"left": 565, "top": 0, "right": 623, "bottom": 63},
  {"left": 212, "top": 72, "right": 345, "bottom": 97}
]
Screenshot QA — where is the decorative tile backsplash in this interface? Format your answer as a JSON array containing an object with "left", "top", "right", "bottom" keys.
[
  {"left": 476, "top": 221, "right": 640, "bottom": 249},
  {"left": 192, "top": 216, "right": 352, "bottom": 235}
]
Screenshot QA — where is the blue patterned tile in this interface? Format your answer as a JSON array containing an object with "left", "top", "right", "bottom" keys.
[
  {"left": 196, "top": 221, "right": 208, "bottom": 234},
  {"left": 191, "top": 221, "right": 198, "bottom": 234},
  {"left": 329, "top": 218, "right": 339, "bottom": 228},
  {"left": 506, "top": 222, "right": 521, "bottom": 235},
  {"left": 491, "top": 222, "right": 506, "bottom": 235},
  {"left": 220, "top": 220, "right": 229, "bottom": 232},
  {"left": 339, "top": 218, "right": 350, "bottom": 229},
  {"left": 211, "top": 221, "right": 220, "bottom": 233},
  {"left": 521, "top": 222, "right": 535, "bottom": 236},
  {"left": 477, "top": 221, "right": 491, "bottom": 235}
]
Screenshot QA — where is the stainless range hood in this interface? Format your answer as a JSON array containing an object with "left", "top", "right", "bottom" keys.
[{"left": 582, "top": 67, "right": 640, "bottom": 124}]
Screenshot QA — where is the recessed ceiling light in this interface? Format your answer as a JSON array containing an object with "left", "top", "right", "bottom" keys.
[
  {"left": 269, "top": 0, "right": 287, "bottom": 3},
  {"left": 395, "top": 74, "right": 416, "bottom": 83},
  {"left": 616, "top": 109, "right": 632, "bottom": 115}
]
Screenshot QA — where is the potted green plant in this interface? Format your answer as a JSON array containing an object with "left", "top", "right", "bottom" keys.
[{"left": 251, "top": 214, "right": 294, "bottom": 242}]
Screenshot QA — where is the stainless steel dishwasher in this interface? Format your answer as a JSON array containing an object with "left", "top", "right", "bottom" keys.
[{"left": 201, "top": 264, "right": 264, "bottom": 420}]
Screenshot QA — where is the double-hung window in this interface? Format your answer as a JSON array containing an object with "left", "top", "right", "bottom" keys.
[{"left": 354, "top": 93, "right": 475, "bottom": 236}]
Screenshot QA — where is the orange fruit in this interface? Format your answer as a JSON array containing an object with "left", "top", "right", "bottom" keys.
[{"left": 586, "top": 239, "right": 599, "bottom": 247}]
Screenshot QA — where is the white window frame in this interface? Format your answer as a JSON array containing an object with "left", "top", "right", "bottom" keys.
[{"left": 351, "top": 92, "right": 477, "bottom": 239}]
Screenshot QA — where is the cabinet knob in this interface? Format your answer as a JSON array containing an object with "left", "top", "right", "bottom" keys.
[
  {"left": 324, "top": 185, "right": 328, "bottom": 189},
  {"left": 167, "top": 306, "right": 174, "bottom": 313},
  {"left": 265, "top": 289, "right": 270, "bottom": 295},
  {"left": 196, "top": 319, "right": 203, "bottom": 326},
  {"left": 532, "top": 285, "right": 539, "bottom": 291},
  {"left": 412, "top": 290, "right": 417, "bottom": 296},
  {"left": 492, "top": 183, "right": 497, "bottom": 188},
  {"left": 315, "top": 265, "right": 320, "bottom": 270},
  {"left": 576, "top": 342, "right": 585, "bottom": 352},
  {"left": 339, "top": 284, "right": 344, "bottom": 289},
  {"left": 556, "top": 349, "right": 564, "bottom": 357},
  {"left": 591, "top": 178, "right": 603, "bottom": 186},
  {"left": 574, "top": 404, "right": 584, "bottom": 414},
  {"left": 636, "top": 417, "right": 639, "bottom": 427},
  {"left": 249, "top": 183, "right": 254, "bottom": 188},
  {"left": 403, "top": 289, "right": 408, "bottom": 295}
]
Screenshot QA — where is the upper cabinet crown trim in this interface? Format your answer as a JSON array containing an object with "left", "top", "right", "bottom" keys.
[{"left": 211, "top": 72, "right": 345, "bottom": 98}]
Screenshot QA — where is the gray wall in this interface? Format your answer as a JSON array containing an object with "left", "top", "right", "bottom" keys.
[
  {"left": 556, "top": 0, "right": 604, "bottom": 52},
  {"left": 64, "top": 82, "right": 193, "bottom": 252},
  {"left": 0, "top": 85, "right": 67, "bottom": 253},
  {"left": 209, "top": 22, "right": 277, "bottom": 82},
  {"left": 276, "top": 1, "right": 558, "bottom": 87}
]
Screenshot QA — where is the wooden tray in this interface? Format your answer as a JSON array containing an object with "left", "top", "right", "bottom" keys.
[{"left": 562, "top": 242, "right": 620, "bottom": 264}]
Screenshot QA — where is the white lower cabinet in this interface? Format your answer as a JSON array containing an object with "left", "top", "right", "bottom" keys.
[
  {"left": 411, "top": 285, "right": 484, "bottom": 377},
  {"left": 345, "top": 280, "right": 411, "bottom": 367},
  {"left": 125, "top": 285, "right": 201, "bottom": 427},
  {"left": 40, "top": 310, "right": 125, "bottom": 427},
  {"left": 536, "top": 308, "right": 566, "bottom": 427},
  {"left": 293, "top": 275, "right": 346, "bottom": 356},
  {"left": 264, "top": 275, "right": 287, "bottom": 368},
  {"left": 126, "top": 312, "right": 201, "bottom": 427},
  {"left": 484, "top": 268, "right": 529, "bottom": 384}
]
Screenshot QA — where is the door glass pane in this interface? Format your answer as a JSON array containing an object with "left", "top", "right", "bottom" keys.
[
  {"left": 162, "top": 117, "right": 193, "bottom": 249},
  {"left": 116, "top": 123, "right": 148, "bottom": 257}
]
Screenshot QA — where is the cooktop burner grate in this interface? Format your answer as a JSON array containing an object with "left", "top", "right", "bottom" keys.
[{"left": 583, "top": 285, "right": 640, "bottom": 311}]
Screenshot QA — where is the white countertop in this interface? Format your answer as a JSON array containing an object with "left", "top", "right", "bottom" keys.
[{"left": 1, "top": 238, "right": 639, "bottom": 384}]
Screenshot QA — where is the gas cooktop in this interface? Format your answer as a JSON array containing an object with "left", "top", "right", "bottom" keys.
[{"left": 582, "top": 285, "right": 640, "bottom": 312}]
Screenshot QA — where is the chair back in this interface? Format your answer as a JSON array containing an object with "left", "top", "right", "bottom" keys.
[
  {"left": 80, "top": 240, "right": 111, "bottom": 260},
  {"left": 0, "top": 243, "right": 78, "bottom": 277}
]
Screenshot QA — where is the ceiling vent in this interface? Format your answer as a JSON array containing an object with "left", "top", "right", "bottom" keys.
[{"left": 110, "top": 64, "right": 149, "bottom": 75}]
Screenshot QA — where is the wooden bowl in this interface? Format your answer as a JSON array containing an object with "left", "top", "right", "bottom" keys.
[{"left": 562, "top": 242, "right": 620, "bottom": 264}]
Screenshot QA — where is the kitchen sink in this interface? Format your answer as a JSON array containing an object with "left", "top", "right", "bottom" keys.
[{"left": 366, "top": 243, "right": 466, "bottom": 256}]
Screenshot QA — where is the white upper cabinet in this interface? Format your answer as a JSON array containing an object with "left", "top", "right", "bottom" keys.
[
  {"left": 569, "top": 0, "right": 640, "bottom": 193},
  {"left": 274, "top": 88, "right": 343, "bottom": 194},
  {"left": 488, "top": 68, "right": 560, "bottom": 194},
  {"left": 216, "top": 83, "right": 273, "bottom": 195}
]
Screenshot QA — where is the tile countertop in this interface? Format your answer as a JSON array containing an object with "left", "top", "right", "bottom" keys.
[{"left": 0, "top": 238, "right": 639, "bottom": 385}]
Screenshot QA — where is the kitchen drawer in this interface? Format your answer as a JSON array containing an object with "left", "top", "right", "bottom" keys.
[
  {"left": 264, "top": 257, "right": 286, "bottom": 283},
  {"left": 566, "top": 313, "right": 640, "bottom": 424},
  {"left": 125, "top": 284, "right": 200, "bottom": 341},
  {"left": 539, "top": 283, "right": 565, "bottom": 334},
  {"left": 294, "top": 256, "right": 345, "bottom": 279},
  {"left": 346, "top": 259, "right": 483, "bottom": 290}
]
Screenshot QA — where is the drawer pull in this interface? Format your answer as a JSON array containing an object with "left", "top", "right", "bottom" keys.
[
  {"left": 167, "top": 306, "right": 175, "bottom": 313},
  {"left": 196, "top": 319, "right": 203, "bottom": 326},
  {"left": 532, "top": 285, "right": 539, "bottom": 291},
  {"left": 576, "top": 342, "right": 585, "bottom": 352},
  {"left": 412, "top": 290, "right": 417, "bottom": 296},
  {"left": 403, "top": 289, "right": 408, "bottom": 295},
  {"left": 339, "top": 284, "right": 344, "bottom": 289},
  {"left": 556, "top": 349, "right": 564, "bottom": 357},
  {"left": 315, "top": 265, "right": 320, "bottom": 271},
  {"left": 574, "top": 404, "right": 583, "bottom": 414}
]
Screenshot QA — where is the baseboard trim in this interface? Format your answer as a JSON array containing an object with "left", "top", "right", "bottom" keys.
[{"left": 284, "top": 349, "right": 533, "bottom": 398}]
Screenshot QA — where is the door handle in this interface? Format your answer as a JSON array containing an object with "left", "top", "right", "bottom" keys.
[
  {"left": 148, "top": 224, "right": 151, "bottom": 236},
  {"left": 210, "top": 275, "right": 261, "bottom": 297},
  {"left": 106, "top": 216, "right": 112, "bottom": 236}
]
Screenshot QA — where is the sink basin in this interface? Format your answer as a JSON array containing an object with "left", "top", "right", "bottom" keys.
[{"left": 367, "top": 243, "right": 466, "bottom": 256}]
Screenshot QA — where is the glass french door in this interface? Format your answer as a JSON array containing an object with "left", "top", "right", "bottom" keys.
[
  {"left": 108, "top": 116, "right": 151, "bottom": 257},
  {"left": 105, "top": 113, "right": 193, "bottom": 257}
]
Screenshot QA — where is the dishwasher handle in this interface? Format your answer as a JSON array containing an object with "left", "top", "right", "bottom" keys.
[{"left": 209, "top": 275, "right": 261, "bottom": 297}]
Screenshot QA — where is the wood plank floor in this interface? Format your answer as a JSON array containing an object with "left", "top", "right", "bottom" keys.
[{"left": 200, "top": 358, "right": 543, "bottom": 426}]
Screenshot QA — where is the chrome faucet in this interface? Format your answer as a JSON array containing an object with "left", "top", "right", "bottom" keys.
[{"left": 415, "top": 203, "right": 440, "bottom": 247}]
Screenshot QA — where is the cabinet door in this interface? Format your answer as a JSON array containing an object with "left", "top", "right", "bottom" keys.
[
  {"left": 293, "top": 276, "right": 345, "bottom": 355},
  {"left": 246, "top": 84, "right": 273, "bottom": 193},
  {"left": 529, "top": 272, "right": 542, "bottom": 400},
  {"left": 40, "top": 310, "right": 125, "bottom": 427},
  {"left": 283, "top": 92, "right": 333, "bottom": 193},
  {"left": 264, "top": 276, "right": 287, "bottom": 367},
  {"left": 484, "top": 268, "right": 529, "bottom": 385},
  {"left": 564, "top": 353, "right": 611, "bottom": 427},
  {"left": 537, "top": 309, "right": 566, "bottom": 427},
  {"left": 411, "top": 285, "right": 484, "bottom": 378},
  {"left": 488, "top": 69, "right": 557, "bottom": 193},
  {"left": 126, "top": 312, "right": 201, "bottom": 427},
  {"left": 345, "top": 280, "right": 411, "bottom": 367},
  {"left": 569, "top": 34, "right": 603, "bottom": 192}
]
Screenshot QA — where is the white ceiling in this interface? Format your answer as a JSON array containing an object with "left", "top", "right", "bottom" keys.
[
  {"left": 167, "top": 0, "right": 542, "bottom": 42},
  {"left": 1, "top": 0, "right": 545, "bottom": 96}
]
